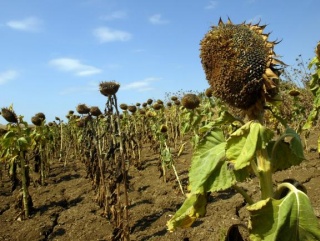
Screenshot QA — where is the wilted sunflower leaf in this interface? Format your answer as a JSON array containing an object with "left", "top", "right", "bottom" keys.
[
  {"left": 268, "top": 128, "right": 305, "bottom": 171},
  {"left": 166, "top": 193, "right": 207, "bottom": 232},
  {"left": 188, "top": 128, "right": 236, "bottom": 193},
  {"left": 226, "top": 121, "right": 273, "bottom": 170},
  {"left": 17, "top": 137, "right": 29, "bottom": 151},
  {"left": 248, "top": 184, "right": 320, "bottom": 241}
]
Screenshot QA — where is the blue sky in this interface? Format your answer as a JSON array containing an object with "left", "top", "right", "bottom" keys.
[{"left": 0, "top": 0, "right": 319, "bottom": 124}]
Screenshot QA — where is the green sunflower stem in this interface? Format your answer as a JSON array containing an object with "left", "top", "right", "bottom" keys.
[
  {"left": 20, "top": 152, "right": 30, "bottom": 217},
  {"left": 232, "top": 184, "right": 254, "bottom": 205},
  {"left": 256, "top": 149, "right": 274, "bottom": 199}
]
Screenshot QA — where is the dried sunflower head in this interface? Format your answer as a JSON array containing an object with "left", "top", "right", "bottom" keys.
[
  {"left": 1, "top": 107, "right": 18, "bottom": 123},
  {"left": 147, "top": 99, "right": 153, "bottom": 105},
  {"left": 289, "top": 89, "right": 301, "bottom": 97},
  {"left": 31, "top": 116, "right": 42, "bottom": 126},
  {"left": 139, "top": 109, "right": 146, "bottom": 115},
  {"left": 205, "top": 87, "right": 213, "bottom": 98},
  {"left": 120, "top": 104, "right": 128, "bottom": 111},
  {"left": 153, "top": 103, "right": 163, "bottom": 110},
  {"left": 90, "top": 106, "right": 102, "bottom": 117},
  {"left": 99, "top": 81, "right": 120, "bottom": 96},
  {"left": 76, "top": 104, "right": 90, "bottom": 115},
  {"left": 171, "top": 96, "right": 178, "bottom": 101},
  {"left": 35, "top": 112, "right": 46, "bottom": 121},
  {"left": 181, "top": 94, "right": 200, "bottom": 110},
  {"left": 157, "top": 99, "right": 164, "bottom": 105},
  {"left": 128, "top": 105, "right": 137, "bottom": 113},
  {"left": 174, "top": 100, "right": 181, "bottom": 106},
  {"left": 200, "top": 18, "right": 284, "bottom": 110},
  {"left": 76, "top": 119, "right": 86, "bottom": 128}
]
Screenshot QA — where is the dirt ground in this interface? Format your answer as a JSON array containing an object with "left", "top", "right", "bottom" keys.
[{"left": 0, "top": 131, "right": 320, "bottom": 241}]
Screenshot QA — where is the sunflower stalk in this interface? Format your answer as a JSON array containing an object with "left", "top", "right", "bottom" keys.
[
  {"left": 113, "top": 93, "right": 130, "bottom": 241},
  {"left": 256, "top": 149, "right": 273, "bottom": 199}
]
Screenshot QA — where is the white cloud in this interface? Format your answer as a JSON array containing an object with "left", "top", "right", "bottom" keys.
[
  {"left": 100, "top": 11, "right": 127, "bottom": 21},
  {"left": 149, "top": 14, "right": 169, "bottom": 25},
  {"left": 205, "top": 1, "right": 218, "bottom": 9},
  {"left": 122, "top": 77, "right": 159, "bottom": 92},
  {"left": 93, "top": 27, "right": 132, "bottom": 43},
  {"left": 0, "top": 70, "right": 18, "bottom": 84},
  {"left": 49, "top": 58, "right": 102, "bottom": 76},
  {"left": 6, "top": 17, "right": 43, "bottom": 32}
]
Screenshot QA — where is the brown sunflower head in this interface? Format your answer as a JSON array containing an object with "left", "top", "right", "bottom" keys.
[
  {"left": 142, "top": 102, "right": 148, "bottom": 107},
  {"left": 128, "top": 105, "right": 137, "bottom": 113},
  {"left": 90, "top": 106, "right": 102, "bottom": 117},
  {"left": 1, "top": 107, "right": 18, "bottom": 123},
  {"left": 205, "top": 87, "right": 213, "bottom": 98},
  {"left": 171, "top": 96, "right": 178, "bottom": 101},
  {"left": 35, "top": 112, "right": 46, "bottom": 121},
  {"left": 174, "top": 100, "right": 181, "bottom": 106},
  {"left": 200, "top": 18, "right": 283, "bottom": 109},
  {"left": 139, "top": 109, "right": 146, "bottom": 115},
  {"left": 289, "top": 89, "right": 301, "bottom": 97},
  {"left": 76, "top": 119, "right": 86, "bottom": 128},
  {"left": 120, "top": 103, "right": 128, "bottom": 111},
  {"left": 147, "top": 99, "right": 153, "bottom": 105},
  {"left": 181, "top": 94, "right": 200, "bottom": 110},
  {"left": 99, "top": 81, "right": 120, "bottom": 96},
  {"left": 31, "top": 116, "right": 42, "bottom": 126},
  {"left": 76, "top": 104, "right": 90, "bottom": 115},
  {"left": 153, "top": 103, "right": 163, "bottom": 110}
]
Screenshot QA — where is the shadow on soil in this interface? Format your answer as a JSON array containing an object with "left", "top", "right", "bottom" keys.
[{"left": 35, "top": 196, "right": 84, "bottom": 215}]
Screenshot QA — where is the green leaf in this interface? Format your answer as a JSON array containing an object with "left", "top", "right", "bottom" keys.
[
  {"left": 268, "top": 128, "right": 305, "bottom": 171},
  {"left": 198, "top": 111, "right": 239, "bottom": 135},
  {"left": 166, "top": 193, "right": 207, "bottom": 232},
  {"left": 308, "top": 57, "right": 319, "bottom": 69},
  {"left": 302, "top": 108, "right": 318, "bottom": 130},
  {"left": 226, "top": 122, "right": 273, "bottom": 170},
  {"left": 313, "top": 89, "right": 320, "bottom": 107},
  {"left": 188, "top": 128, "right": 236, "bottom": 193},
  {"left": 3, "top": 130, "right": 15, "bottom": 139},
  {"left": 247, "top": 184, "right": 320, "bottom": 241},
  {"left": 17, "top": 137, "right": 29, "bottom": 151}
]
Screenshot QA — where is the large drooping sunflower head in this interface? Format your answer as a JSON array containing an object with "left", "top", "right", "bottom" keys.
[{"left": 200, "top": 18, "right": 284, "bottom": 110}]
